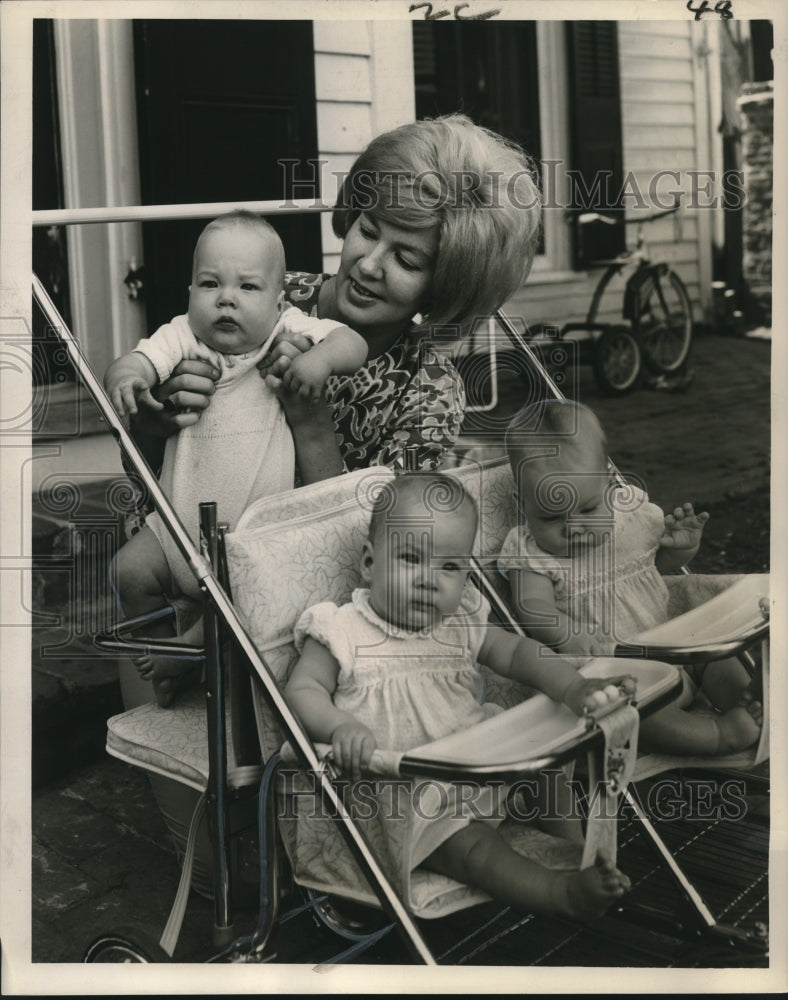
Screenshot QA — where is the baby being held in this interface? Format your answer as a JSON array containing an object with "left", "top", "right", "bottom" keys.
[
  {"left": 500, "top": 399, "right": 762, "bottom": 756},
  {"left": 105, "top": 210, "right": 368, "bottom": 706}
]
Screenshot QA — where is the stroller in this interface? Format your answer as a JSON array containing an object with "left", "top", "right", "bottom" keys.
[{"left": 33, "top": 230, "right": 770, "bottom": 966}]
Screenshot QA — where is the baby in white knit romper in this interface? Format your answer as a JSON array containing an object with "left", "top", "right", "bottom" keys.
[{"left": 105, "top": 210, "right": 367, "bottom": 705}]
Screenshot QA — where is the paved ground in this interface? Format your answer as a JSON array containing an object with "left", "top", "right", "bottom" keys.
[{"left": 24, "top": 327, "right": 773, "bottom": 976}]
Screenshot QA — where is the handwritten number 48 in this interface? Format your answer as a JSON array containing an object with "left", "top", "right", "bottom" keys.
[{"left": 687, "top": 0, "right": 733, "bottom": 19}]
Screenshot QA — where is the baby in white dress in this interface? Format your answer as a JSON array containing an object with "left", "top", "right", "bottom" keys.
[
  {"left": 105, "top": 210, "right": 368, "bottom": 705},
  {"left": 499, "top": 399, "right": 761, "bottom": 755},
  {"left": 285, "top": 471, "right": 636, "bottom": 921}
]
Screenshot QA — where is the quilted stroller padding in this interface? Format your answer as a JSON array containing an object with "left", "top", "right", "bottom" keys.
[{"left": 106, "top": 686, "right": 260, "bottom": 792}]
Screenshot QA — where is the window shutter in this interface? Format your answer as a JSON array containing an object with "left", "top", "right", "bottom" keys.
[{"left": 566, "top": 22, "right": 625, "bottom": 265}]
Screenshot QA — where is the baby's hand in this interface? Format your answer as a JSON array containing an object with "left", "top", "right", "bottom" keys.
[
  {"left": 108, "top": 375, "right": 164, "bottom": 421},
  {"left": 330, "top": 721, "right": 377, "bottom": 780},
  {"left": 562, "top": 674, "right": 637, "bottom": 717},
  {"left": 659, "top": 502, "right": 709, "bottom": 551},
  {"left": 274, "top": 306, "right": 336, "bottom": 344},
  {"left": 283, "top": 350, "right": 334, "bottom": 402},
  {"left": 263, "top": 308, "right": 344, "bottom": 376}
]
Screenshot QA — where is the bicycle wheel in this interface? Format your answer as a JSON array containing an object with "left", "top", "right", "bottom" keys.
[
  {"left": 592, "top": 327, "right": 642, "bottom": 396},
  {"left": 633, "top": 268, "right": 693, "bottom": 374}
]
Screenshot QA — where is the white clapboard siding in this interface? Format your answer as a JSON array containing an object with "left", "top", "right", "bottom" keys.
[
  {"left": 312, "top": 21, "right": 415, "bottom": 272},
  {"left": 619, "top": 55, "right": 694, "bottom": 83},
  {"left": 624, "top": 124, "right": 697, "bottom": 150},
  {"left": 619, "top": 21, "right": 703, "bottom": 320},
  {"left": 315, "top": 53, "right": 373, "bottom": 103},
  {"left": 313, "top": 20, "right": 372, "bottom": 56},
  {"left": 625, "top": 79, "right": 695, "bottom": 105},
  {"left": 316, "top": 102, "right": 374, "bottom": 153},
  {"left": 634, "top": 20, "right": 697, "bottom": 38},
  {"left": 619, "top": 28, "right": 693, "bottom": 61},
  {"left": 313, "top": 21, "right": 373, "bottom": 271}
]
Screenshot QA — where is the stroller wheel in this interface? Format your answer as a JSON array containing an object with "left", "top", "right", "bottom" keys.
[
  {"left": 84, "top": 927, "right": 171, "bottom": 963},
  {"left": 306, "top": 889, "right": 390, "bottom": 942}
]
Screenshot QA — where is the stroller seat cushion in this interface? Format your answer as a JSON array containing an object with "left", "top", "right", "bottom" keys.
[{"left": 106, "top": 687, "right": 256, "bottom": 791}]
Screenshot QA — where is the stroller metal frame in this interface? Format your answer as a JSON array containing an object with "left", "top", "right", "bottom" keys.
[{"left": 32, "top": 199, "right": 770, "bottom": 965}]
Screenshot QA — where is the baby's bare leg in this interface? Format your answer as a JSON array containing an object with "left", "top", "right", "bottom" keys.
[
  {"left": 524, "top": 769, "right": 585, "bottom": 845},
  {"left": 423, "top": 822, "right": 629, "bottom": 921},
  {"left": 111, "top": 526, "right": 175, "bottom": 629},
  {"left": 640, "top": 675, "right": 761, "bottom": 756},
  {"left": 701, "top": 656, "right": 758, "bottom": 712},
  {"left": 702, "top": 656, "right": 763, "bottom": 752},
  {"left": 134, "top": 617, "right": 205, "bottom": 708},
  {"left": 111, "top": 527, "right": 201, "bottom": 708}
]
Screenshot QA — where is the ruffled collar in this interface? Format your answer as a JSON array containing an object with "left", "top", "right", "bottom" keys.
[{"left": 351, "top": 588, "right": 438, "bottom": 639}]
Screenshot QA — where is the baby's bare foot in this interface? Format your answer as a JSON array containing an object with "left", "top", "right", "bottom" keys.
[
  {"left": 739, "top": 688, "right": 764, "bottom": 727},
  {"left": 134, "top": 653, "right": 201, "bottom": 708},
  {"left": 558, "top": 852, "right": 630, "bottom": 921},
  {"left": 716, "top": 698, "right": 762, "bottom": 754}
]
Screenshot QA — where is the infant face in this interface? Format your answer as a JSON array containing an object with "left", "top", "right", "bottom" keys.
[
  {"left": 363, "top": 504, "right": 477, "bottom": 632},
  {"left": 520, "top": 464, "right": 612, "bottom": 557},
  {"left": 188, "top": 225, "right": 285, "bottom": 355}
]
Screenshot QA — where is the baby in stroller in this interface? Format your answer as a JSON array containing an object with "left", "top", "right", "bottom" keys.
[
  {"left": 104, "top": 210, "right": 368, "bottom": 706},
  {"left": 499, "top": 399, "right": 762, "bottom": 755},
  {"left": 285, "top": 471, "right": 635, "bottom": 921}
]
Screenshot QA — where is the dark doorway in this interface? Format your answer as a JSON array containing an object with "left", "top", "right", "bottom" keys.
[
  {"left": 133, "top": 19, "right": 321, "bottom": 330},
  {"left": 413, "top": 20, "right": 541, "bottom": 165},
  {"left": 413, "top": 21, "right": 542, "bottom": 257},
  {"left": 32, "top": 18, "right": 74, "bottom": 386}
]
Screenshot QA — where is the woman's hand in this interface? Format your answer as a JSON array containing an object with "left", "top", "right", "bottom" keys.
[
  {"left": 259, "top": 330, "right": 313, "bottom": 380},
  {"left": 134, "top": 358, "right": 220, "bottom": 436},
  {"left": 265, "top": 368, "right": 345, "bottom": 484},
  {"left": 330, "top": 721, "right": 377, "bottom": 780},
  {"left": 264, "top": 370, "right": 329, "bottom": 428}
]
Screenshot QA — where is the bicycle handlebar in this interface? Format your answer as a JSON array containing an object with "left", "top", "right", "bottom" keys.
[{"left": 575, "top": 199, "right": 680, "bottom": 228}]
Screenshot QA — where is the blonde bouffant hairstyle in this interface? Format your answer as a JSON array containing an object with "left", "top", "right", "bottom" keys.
[{"left": 332, "top": 114, "right": 542, "bottom": 333}]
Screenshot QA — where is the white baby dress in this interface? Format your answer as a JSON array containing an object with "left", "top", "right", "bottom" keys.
[{"left": 498, "top": 484, "right": 671, "bottom": 652}]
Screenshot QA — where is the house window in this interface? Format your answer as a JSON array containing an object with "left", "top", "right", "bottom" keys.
[
  {"left": 413, "top": 20, "right": 543, "bottom": 255},
  {"left": 413, "top": 20, "right": 541, "bottom": 164},
  {"left": 412, "top": 20, "right": 572, "bottom": 275},
  {"left": 413, "top": 21, "right": 627, "bottom": 275}
]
